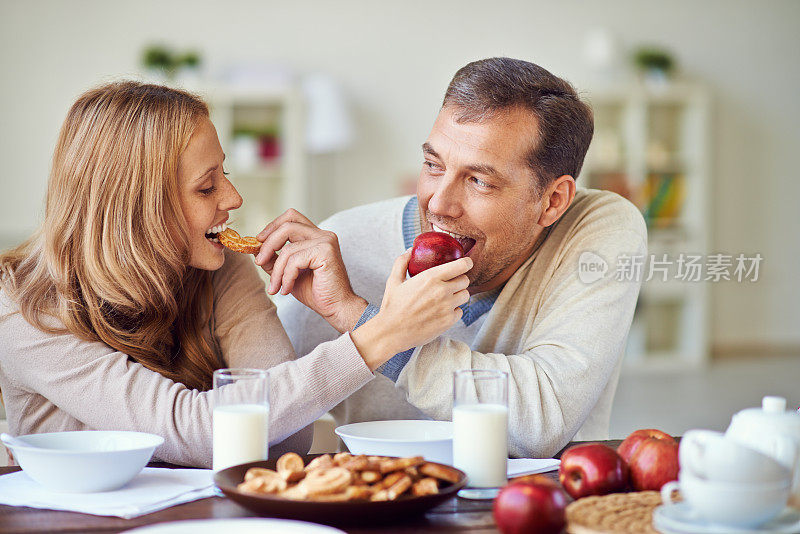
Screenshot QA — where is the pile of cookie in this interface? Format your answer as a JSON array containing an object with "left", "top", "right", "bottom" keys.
[{"left": 237, "top": 452, "right": 461, "bottom": 502}]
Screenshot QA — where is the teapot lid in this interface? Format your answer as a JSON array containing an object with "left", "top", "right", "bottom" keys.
[
  {"left": 731, "top": 396, "right": 800, "bottom": 428},
  {"left": 763, "top": 396, "right": 788, "bottom": 413}
]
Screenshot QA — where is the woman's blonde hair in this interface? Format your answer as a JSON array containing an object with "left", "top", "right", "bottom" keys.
[{"left": 0, "top": 81, "right": 221, "bottom": 391}]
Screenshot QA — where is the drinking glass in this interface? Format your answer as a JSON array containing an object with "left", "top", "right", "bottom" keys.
[
  {"left": 212, "top": 368, "right": 270, "bottom": 471},
  {"left": 452, "top": 369, "right": 509, "bottom": 499}
]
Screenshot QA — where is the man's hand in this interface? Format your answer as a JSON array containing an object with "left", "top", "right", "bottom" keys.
[{"left": 255, "top": 209, "right": 367, "bottom": 333}]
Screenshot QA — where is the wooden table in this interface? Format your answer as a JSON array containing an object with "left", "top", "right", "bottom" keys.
[{"left": 0, "top": 440, "right": 622, "bottom": 533}]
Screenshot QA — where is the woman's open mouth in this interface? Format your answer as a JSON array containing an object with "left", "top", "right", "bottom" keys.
[
  {"left": 430, "top": 224, "right": 477, "bottom": 254},
  {"left": 205, "top": 222, "right": 228, "bottom": 244}
]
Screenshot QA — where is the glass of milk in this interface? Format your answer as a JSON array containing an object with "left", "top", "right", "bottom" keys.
[
  {"left": 452, "top": 369, "right": 509, "bottom": 499},
  {"left": 212, "top": 368, "right": 270, "bottom": 471}
]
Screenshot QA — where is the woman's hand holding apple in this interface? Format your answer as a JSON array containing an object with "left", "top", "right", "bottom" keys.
[{"left": 351, "top": 251, "right": 472, "bottom": 370}]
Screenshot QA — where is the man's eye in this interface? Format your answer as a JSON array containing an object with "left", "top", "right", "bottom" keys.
[
  {"left": 423, "top": 161, "right": 442, "bottom": 172},
  {"left": 471, "top": 177, "right": 490, "bottom": 188}
]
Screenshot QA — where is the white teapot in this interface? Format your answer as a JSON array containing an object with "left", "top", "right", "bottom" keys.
[{"left": 726, "top": 396, "right": 800, "bottom": 508}]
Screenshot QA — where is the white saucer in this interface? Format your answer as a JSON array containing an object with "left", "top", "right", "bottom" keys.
[
  {"left": 125, "top": 518, "right": 346, "bottom": 534},
  {"left": 653, "top": 502, "right": 800, "bottom": 534}
]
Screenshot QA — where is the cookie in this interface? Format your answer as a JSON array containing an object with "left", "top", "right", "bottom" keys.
[
  {"left": 218, "top": 228, "right": 261, "bottom": 254},
  {"left": 276, "top": 452, "right": 305, "bottom": 483}
]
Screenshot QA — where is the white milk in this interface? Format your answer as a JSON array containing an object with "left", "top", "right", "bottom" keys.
[
  {"left": 212, "top": 403, "right": 270, "bottom": 471},
  {"left": 452, "top": 403, "right": 508, "bottom": 487}
]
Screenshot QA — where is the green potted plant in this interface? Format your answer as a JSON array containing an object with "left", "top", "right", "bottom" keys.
[
  {"left": 141, "top": 44, "right": 176, "bottom": 82},
  {"left": 175, "top": 50, "right": 202, "bottom": 88},
  {"left": 633, "top": 46, "right": 675, "bottom": 85}
]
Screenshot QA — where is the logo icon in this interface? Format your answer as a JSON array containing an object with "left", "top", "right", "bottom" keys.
[{"left": 578, "top": 251, "right": 608, "bottom": 284}]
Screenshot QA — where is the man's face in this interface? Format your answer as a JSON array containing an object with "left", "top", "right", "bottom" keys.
[{"left": 417, "top": 105, "right": 546, "bottom": 293}]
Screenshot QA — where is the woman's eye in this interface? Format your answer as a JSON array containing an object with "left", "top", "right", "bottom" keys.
[{"left": 200, "top": 186, "right": 217, "bottom": 196}]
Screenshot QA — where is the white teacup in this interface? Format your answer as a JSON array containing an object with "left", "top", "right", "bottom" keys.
[
  {"left": 680, "top": 429, "right": 792, "bottom": 484},
  {"left": 661, "top": 472, "right": 790, "bottom": 528}
]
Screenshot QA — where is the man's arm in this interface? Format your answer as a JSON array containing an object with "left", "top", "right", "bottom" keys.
[{"left": 394, "top": 228, "right": 647, "bottom": 458}]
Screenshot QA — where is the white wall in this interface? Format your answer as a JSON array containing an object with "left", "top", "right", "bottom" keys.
[{"left": 1, "top": 0, "right": 798, "bottom": 348}]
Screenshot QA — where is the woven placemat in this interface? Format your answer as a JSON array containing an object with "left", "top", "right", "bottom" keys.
[{"left": 566, "top": 491, "right": 664, "bottom": 534}]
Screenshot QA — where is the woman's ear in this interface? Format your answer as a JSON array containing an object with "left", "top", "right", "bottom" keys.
[{"left": 537, "top": 175, "right": 576, "bottom": 227}]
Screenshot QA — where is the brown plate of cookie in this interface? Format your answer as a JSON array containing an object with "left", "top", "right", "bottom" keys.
[{"left": 214, "top": 452, "right": 467, "bottom": 524}]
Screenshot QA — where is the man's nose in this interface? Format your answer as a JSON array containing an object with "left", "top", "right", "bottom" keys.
[
  {"left": 427, "top": 174, "right": 463, "bottom": 219},
  {"left": 219, "top": 176, "right": 243, "bottom": 211}
]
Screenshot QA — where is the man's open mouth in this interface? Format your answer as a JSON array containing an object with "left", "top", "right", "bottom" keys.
[
  {"left": 205, "top": 222, "right": 228, "bottom": 243},
  {"left": 431, "top": 224, "right": 477, "bottom": 254}
]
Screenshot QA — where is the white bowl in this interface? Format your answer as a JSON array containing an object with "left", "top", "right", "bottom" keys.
[
  {"left": 3, "top": 430, "right": 164, "bottom": 493},
  {"left": 335, "top": 420, "right": 453, "bottom": 464}
]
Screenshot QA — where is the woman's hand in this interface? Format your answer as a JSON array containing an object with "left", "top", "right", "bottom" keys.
[
  {"left": 351, "top": 251, "right": 472, "bottom": 370},
  {"left": 255, "top": 209, "right": 366, "bottom": 333}
]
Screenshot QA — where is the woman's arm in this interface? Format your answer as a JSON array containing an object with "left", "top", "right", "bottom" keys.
[
  {"left": 1, "top": 250, "right": 471, "bottom": 468},
  {"left": 0, "top": 307, "right": 376, "bottom": 467}
]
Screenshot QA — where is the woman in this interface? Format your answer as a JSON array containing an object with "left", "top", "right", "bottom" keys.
[{"left": 0, "top": 81, "right": 472, "bottom": 467}]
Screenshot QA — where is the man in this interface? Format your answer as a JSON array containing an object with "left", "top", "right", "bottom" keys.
[{"left": 258, "top": 57, "right": 646, "bottom": 458}]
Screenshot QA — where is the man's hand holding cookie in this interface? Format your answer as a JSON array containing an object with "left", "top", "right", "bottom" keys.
[{"left": 254, "top": 209, "right": 368, "bottom": 333}]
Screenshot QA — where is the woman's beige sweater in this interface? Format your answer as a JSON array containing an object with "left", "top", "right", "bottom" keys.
[{"left": 0, "top": 250, "right": 374, "bottom": 467}]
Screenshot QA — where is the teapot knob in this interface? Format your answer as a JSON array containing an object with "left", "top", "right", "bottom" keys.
[{"left": 763, "top": 396, "right": 787, "bottom": 413}]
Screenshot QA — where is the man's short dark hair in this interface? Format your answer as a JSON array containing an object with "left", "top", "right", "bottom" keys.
[{"left": 443, "top": 57, "right": 594, "bottom": 192}]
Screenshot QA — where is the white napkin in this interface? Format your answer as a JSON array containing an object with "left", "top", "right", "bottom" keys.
[
  {"left": 507, "top": 458, "right": 561, "bottom": 477},
  {"left": 0, "top": 467, "right": 215, "bottom": 519}
]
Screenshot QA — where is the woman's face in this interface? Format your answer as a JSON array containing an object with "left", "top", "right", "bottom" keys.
[{"left": 177, "top": 117, "right": 243, "bottom": 270}]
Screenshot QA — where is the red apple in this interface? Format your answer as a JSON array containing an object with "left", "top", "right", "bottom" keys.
[
  {"left": 407, "top": 231, "right": 464, "bottom": 276},
  {"left": 627, "top": 437, "right": 680, "bottom": 491},
  {"left": 617, "top": 428, "right": 675, "bottom": 464},
  {"left": 558, "top": 443, "right": 629, "bottom": 499},
  {"left": 508, "top": 473, "right": 558, "bottom": 487},
  {"left": 493, "top": 481, "right": 567, "bottom": 534}
]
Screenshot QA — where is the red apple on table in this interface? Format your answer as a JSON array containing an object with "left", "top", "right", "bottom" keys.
[
  {"left": 558, "top": 443, "right": 629, "bottom": 499},
  {"left": 493, "top": 480, "right": 567, "bottom": 534},
  {"left": 508, "top": 473, "right": 558, "bottom": 487},
  {"left": 627, "top": 436, "right": 679, "bottom": 491},
  {"left": 407, "top": 231, "right": 464, "bottom": 276},
  {"left": 617, "top": 428, "right": 675, "bottom": 464}
]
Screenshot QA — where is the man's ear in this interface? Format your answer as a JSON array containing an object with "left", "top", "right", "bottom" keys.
[{"left": 537, "top": 175, "right": 576, "bottom": 227}]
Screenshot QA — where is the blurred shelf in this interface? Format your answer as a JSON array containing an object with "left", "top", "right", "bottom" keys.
[
  {"left": 230, "top": 162, "right": 282, "bottom": 180},
  {"left": 588, "top": 81, "right": 709, "bottom": 105},
  {"left": 646, "top": 223, "right": 689, "bottom": 236},
  {"left": 587, "top": 167, "right": 627, "bottom": 175},
  {"left": 205, "top": 83, "right": 308, "bottom": 235},
  {"left": 584, "top": 81, "right": 711, "bottom": 371},
  {"left": 647, "top": 164, "right": 686, "bottom": 174},
  {"left": 646, "top": 218, "right": 683, "bottom": 228},
  {"left": 200, "top": 85, "right": 297, "bottom": 106},
  {"left": 621, "top": 355, "right": 707, "bottom": 375},
  {"left": 640, "top": 281, "right": 689, "bottom": 301}
]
